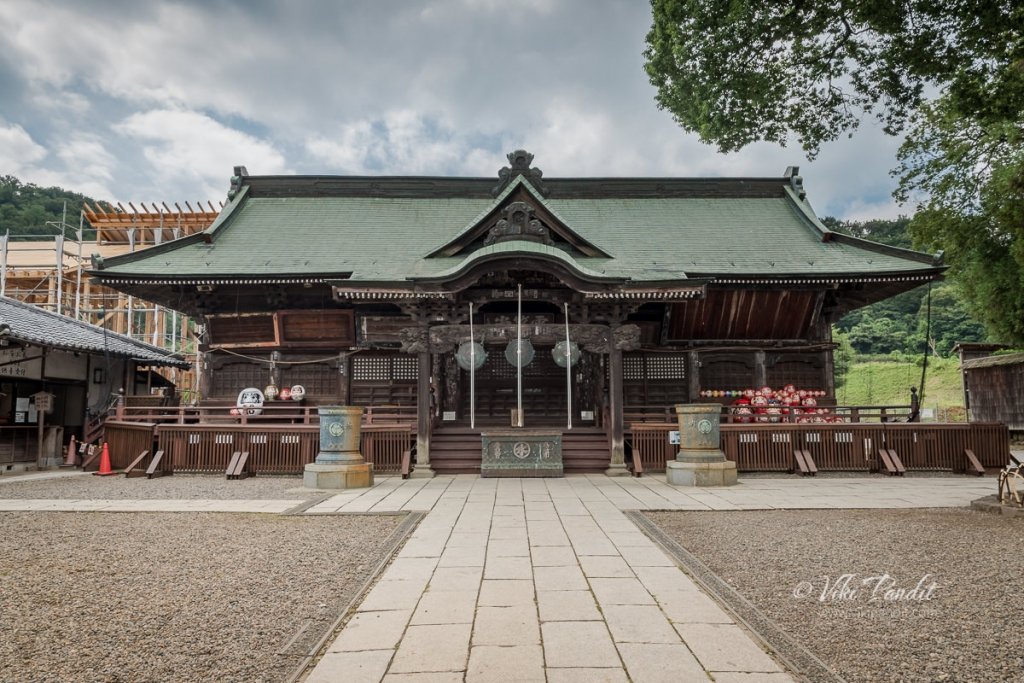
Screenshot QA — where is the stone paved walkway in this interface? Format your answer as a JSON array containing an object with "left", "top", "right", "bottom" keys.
[
  {"left": 302, "top": 474, "right": 992, "bottom": 682},
  {"left": 0, "top": 472, "right": 997, "bottom": 681}
]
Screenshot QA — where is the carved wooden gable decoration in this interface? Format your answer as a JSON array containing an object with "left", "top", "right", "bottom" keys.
[{"left": 427, "top": 152, "right": 611, "bottom": 259}]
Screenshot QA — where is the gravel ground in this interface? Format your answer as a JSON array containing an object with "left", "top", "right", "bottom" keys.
[
  {"left": 644, "top": 508, "right": 1024, "bottom": 683},
  {"left": 0, "top": 511, "right": 406, "bottom": 683},
  {"left": 0, "top": 474, "right": 316, "bottom": 500}
]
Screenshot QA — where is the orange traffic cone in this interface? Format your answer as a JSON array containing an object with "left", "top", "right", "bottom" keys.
[
  {"left": 93, "top": 442, "right": 117, "bottom": 476},
  {"left": 62, "top": 436, "right": 78, "bottom": 468}
]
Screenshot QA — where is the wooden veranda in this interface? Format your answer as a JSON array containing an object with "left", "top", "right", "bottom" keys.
[{"left": 99, "top": 402, "right": 1011, "bottom": 478}]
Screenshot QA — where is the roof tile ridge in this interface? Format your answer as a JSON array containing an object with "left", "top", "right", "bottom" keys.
[{"left": 0, "top": 295, "right": 187, "bottom": 360}]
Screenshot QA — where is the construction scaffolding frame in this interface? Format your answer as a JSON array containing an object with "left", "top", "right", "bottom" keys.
[{"left": 0, "top": 201, "right": 223, "bottom": 401}]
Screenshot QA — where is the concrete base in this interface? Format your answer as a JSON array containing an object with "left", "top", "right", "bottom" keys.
[
  {"left": 666, "top": 459, "right": 738, "bottom": 487},
  {"left": 605, "top": 463, "right": 631, "bottom": 477},
  {"left": 408, "top": 468, "right": 435, "bottom": 479},
  {"left": 971, "top": 494, "right": 1024, "bottom": 518},
  {"left": 1, "top": 463, "right": 37, "bottom": 474},
  {"left": 303, "top": 462, "right": 374, "bottom": 490}
]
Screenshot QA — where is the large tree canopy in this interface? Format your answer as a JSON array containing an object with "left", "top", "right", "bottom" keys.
[{"left": 645, "top": 0, "right": 1024, "bottom": 343}]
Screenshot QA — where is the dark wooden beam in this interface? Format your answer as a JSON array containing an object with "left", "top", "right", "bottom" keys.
[
  {"left": 606, "top": 344, "right": 627, "bottom": 476},
  {"left": 415, "top": 351, "right": 433, "bottom": 476}
]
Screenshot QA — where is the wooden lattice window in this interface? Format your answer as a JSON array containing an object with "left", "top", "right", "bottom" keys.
[
  {"left": 622, "top": 352, "right": 689, "bottom": 408},
  {"left": 353, "top": 355, "right": 418, "bottom": 381},
  {"left": 351, "top": 353, "right": 418, "bottom": 406}
]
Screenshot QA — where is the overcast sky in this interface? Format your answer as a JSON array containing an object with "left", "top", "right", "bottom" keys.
[{"left": 0, "top": 0, "right": 908, "bottom": 220}]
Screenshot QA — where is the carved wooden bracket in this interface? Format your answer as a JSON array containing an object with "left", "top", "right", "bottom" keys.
[
  {"left": 397, "top": 323, "right": 641, "bottom": 354},
  {"left": 484, "top": 201, "right": 552, "bottom": 246}
]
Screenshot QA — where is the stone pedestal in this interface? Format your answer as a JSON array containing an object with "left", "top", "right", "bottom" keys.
[
  {"left": 303, "top": 406, "right": 374, "bottom": 490},
  {"left": 481, "top": 431, "right": 563, "bottom": 477},
  {"left": 666, "top": 403, "right": 737, "bottom": 487},
  {"left": 605, "top": 462, "right": 630, "bottom": 477},
  {"left": 666, "top": 460, "right": 737, "bottom": 486}
]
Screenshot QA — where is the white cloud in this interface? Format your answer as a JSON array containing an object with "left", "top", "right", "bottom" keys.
[
  {"left": 306, "top": 110, "right": 493, "bottom": 175},
  {"left": 0, "top": 121, "right": 48, "bottom": 173},
  {"left": 0, "top": 122, "right": 116, "bottom": 198},
  {"left": 116, "top": 109, "right": 290, "bottom": 199},
  {"left": 0, "top": 0, "right": 908, "bottom": 217}
]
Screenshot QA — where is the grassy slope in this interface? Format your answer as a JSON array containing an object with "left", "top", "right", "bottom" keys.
[{"left": 836, "top": 356, "right": 964, "bottom": 411}]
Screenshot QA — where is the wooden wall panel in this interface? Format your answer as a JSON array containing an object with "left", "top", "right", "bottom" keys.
[
  {"left": 208, "top": 313, "right": 277, "bottom": 348},
  {"left": 666, "top": 289, "right": 818, "bottom": 341},
  {"left": 279, "top": 309, "right": 354, "bottom": 348},
  {"left": 966, "top": 362, "right": 1024, "bottom": 430}
]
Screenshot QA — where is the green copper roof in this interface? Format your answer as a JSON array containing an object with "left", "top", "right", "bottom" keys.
[
  {"left": 417, "top": 240, "right": 617, "bottom": 283},
  {"left": 95, "top": 175, "right": 941, "bottom": 283}
]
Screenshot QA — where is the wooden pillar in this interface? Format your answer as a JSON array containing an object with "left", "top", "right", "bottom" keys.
[
  {"left": 754, "top": 350, "right": 767, "bottom": 388},
  {"left": 337, "top": 353, "right": 351, "bottom": 405},
  {"left": 606, "top": 344, "right": 628, "bottom": 476},
  {"left": 823, "top": 348, "right": 835, "bottom": 399},
  {"left": 414, "top": 350, "right": 434, "bottom": 477},
  {"left": 687, "top": 351, "right": 701, "bottom": 401}
]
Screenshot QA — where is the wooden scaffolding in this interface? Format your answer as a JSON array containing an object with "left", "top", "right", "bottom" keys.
[{"left": 0, "top": 201, "right": 223, "bottom": 400}]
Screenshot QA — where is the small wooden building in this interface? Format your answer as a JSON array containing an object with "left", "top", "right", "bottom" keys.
[
  {"left": 958, "top": 347, "right": 1024, "bottom": 435},
  {"left": 90, "top": 150, "right": 945, "bottom": 474},
  {"left": 0, "top": 295, "right": 189, "bottom": 469}
]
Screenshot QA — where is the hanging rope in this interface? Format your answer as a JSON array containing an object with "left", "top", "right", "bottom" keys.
[
  {"left": 916, "top": 282, "right": 933, "bottom": 417},
  {"left": 213, "top": 347, "right": 357, "bottom": 365}
]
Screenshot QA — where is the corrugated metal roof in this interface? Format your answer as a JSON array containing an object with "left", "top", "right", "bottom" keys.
[
  {"left": 0, "top": 296, "right": 190, "bottom": 367},
  {"left": 961, "top": 352, "right": 1024, "bottom": 370}
]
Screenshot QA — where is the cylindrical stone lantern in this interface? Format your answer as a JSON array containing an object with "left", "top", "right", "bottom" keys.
[
  {"left": 304, "top": 406, "right": 373, "bottom": 489},
  {"left": 666, "top": 403, "right": 737, "bottom": 486}
]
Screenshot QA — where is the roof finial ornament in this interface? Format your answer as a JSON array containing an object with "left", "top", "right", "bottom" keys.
[
  {"left": 227, "top": 165, "right": 249, "bottom": 201},
  {"left": 493, "top": 149, "right": 546, "bottom": 197},
  {"left": 784, "top": 165, "right": 805, "bottom": 200}
]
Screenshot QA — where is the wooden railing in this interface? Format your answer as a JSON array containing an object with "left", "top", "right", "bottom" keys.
[
  {"left": 157, "top": 424, "right": 318, "bottom": 474},
  {"left": 101, "top": 422, "right": 414, "bottom": 475},
  {"left": 626, "top": 422, "right": 1010, "bottom": 473},
  {"left": 626, "top": 404, "right": 915, "bottom": 424},
  {"left": 103, "top": 421, "right": 158, "bottom": 469},
  {"left": 110, "top": 402, "right": 416, "bottom": 426},
  {"left": 628, "top": 423, "right": 677, "bottom": 474},
  {"left": 362, "top": 425, "right": 416, "bottom": 473}
]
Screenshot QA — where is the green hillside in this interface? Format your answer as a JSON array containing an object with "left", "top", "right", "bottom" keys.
[{"left": 836, "top": 356, "right": 965, "bottom": 420}]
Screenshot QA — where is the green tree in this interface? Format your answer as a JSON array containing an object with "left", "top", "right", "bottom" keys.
[
  {"left": 895, "top": 98, "right": 1024, "bottom": 343},
  {"left": 0, "top": 175, "right": 99, "bottom": 240},
  {"left": 832, "top": 328, "right": 855, "bottom": 387},
  {"left": 820, "top": 216, "right": 913, "bottom": 250},
  {"left": 917, "top": 282, "right": 991, "bottom": 356},
  {"left": 645, "top": 1, "right": 1024, "bottom": 343}
]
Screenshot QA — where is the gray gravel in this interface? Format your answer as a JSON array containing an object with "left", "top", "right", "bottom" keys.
[
  {"left": 0, "top": 511, "right": 405, "bottom": 683},
  {"left": 0, "top": 473, "right": 316, "bottom": 500},
  {"left": 645, "top": 508, "right": 1024, "bottom": 683}
]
